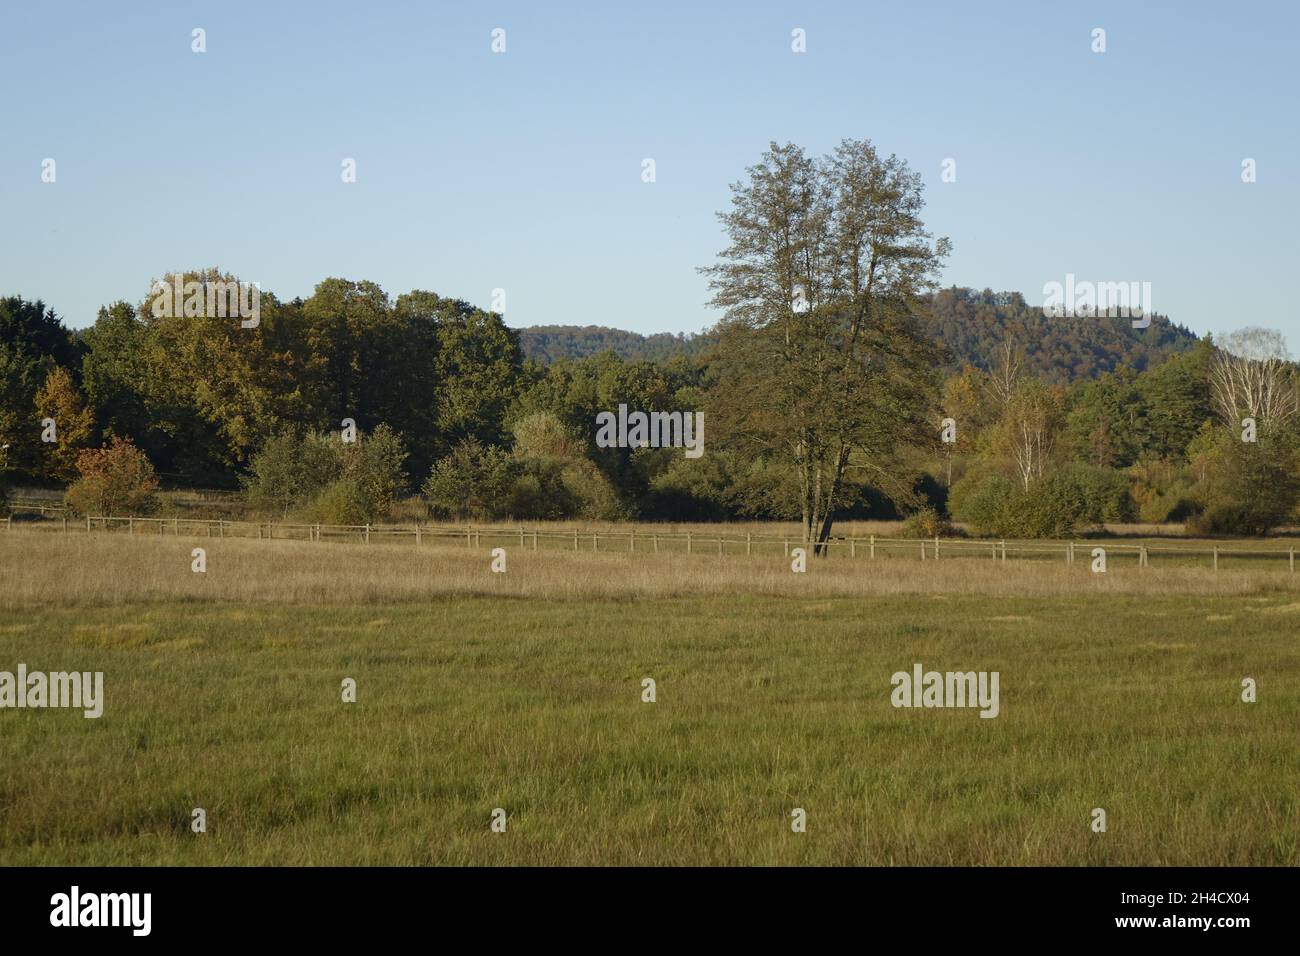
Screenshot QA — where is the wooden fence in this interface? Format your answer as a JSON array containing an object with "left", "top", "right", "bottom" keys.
[{"left": 3, "top": 512, "right": 1298, "bottom": 572}]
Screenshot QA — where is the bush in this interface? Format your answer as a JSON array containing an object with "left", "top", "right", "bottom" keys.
[
  {"left": 303, "top": 479, "right": 372, "bottom": 526},
  {"left": 339, "top": 424, "right": 409, "bottom": 519},
  {"left": 1056, "top": 464, "right": 1136, "bottom": 524},
  {"left": 64, "top": 437, "right": 159, "bottom": 517},
  {"left": 950, "top": 473, "right": 1017, "bottom": 536},
  {"left": 950, "top": 468, "right": 1125, "bottom": 538},
  {"left": 899, "top": 506, "right": 957, "bottom": 539},
  {"left": 423, "top": 438, "right": 519, "bottom": 520},
  {"left": 243, "top": 425, "right": 409, "bottom": 524},
  {"left": 243, "top": 431, "right": 336, "bottom": 517},
  {"left": 1186, "top": 438, "right": 1300, "bottom": 535}
]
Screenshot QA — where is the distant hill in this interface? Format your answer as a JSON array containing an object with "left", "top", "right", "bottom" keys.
[
  {"left": 517, "top": 325, "right": 717, "bottom": 364},
  {"left": 925, "top": 288, "right": 1200, "bottom": 383},
  {"left": 517, "top": 287, "right": 1202, "bottom": 382}
]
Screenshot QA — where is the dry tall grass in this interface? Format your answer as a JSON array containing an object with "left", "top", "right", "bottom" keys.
[{"left": 3, "top": 528, "right": 1296, "bottom": 608}]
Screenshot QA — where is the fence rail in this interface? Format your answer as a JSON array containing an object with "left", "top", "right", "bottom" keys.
[{"left": 3, "top": 512, "right": 1298, "bottom": 572}]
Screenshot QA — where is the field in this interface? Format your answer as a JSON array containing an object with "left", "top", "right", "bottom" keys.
[{"left": 1, "top": 528, "right": 1298, "bottom": 865}]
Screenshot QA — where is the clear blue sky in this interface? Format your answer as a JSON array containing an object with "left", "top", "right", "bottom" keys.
[{"left": 1, "top": 0, "right": 1296, "bottom": 341}]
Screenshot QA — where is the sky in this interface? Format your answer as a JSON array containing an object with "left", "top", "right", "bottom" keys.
[{"left": 1, "top": 0, "right": 1297, "bottom": 342}]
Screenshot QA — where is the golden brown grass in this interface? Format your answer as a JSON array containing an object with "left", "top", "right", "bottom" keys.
[{"left": 3, "top": 527, "right": 1297, "bottom": 609}]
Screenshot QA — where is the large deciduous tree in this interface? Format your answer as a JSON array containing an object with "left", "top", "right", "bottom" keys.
[{"left": 700, "top": 140, "right": 948, "bottom": 551}]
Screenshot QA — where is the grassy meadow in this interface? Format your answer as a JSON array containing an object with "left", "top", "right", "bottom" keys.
[{"left": 1, "top": 527, "right": 1298, "bottom": 865}]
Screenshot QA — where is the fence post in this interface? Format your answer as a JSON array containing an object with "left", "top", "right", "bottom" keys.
[
  {"left": 1213, "top": 546, "right": 1218, "bottom": 571},
  {"left": 783, "top": 538, "right": 789, "bottom": 557},
  {"left": 920, "top": 539, "right": 925, "bottom": 561},
  {"left": 630, "top": 529, "right": 635, "bottom": 552},
  {"left": 86, "top": 515, "right": 91, "bottom": 533},
  {"left": 521, "top": 528, "right": 526, "bottom": 550},
  {"left": 533, "top": 531, "right": 538, "bottom": 551},
  {"left": 717, "top": 535, "right": 723, "bottom": 556},
  {"left": 686, "top": 531, "right": 692, "bottom": 555},
  {"left": 935, "top": 536, "right": 940, "bottom": 560},
  {"left": 747, "top": 532, "right": 752, "bottom": 556},
  {"left": 1001, "top": 540, "right": 1006, "bottom": 562},
  {"left": 1290, "top": 547, "right": 1294, "bottom": 573},
  {"left": 416, "top": 525, "right": 421, "bottom": 546},
  {"left": 365, "top": 524, "right": 370, "bottom": 544},
  {"left": 850, "top": 537, "right": 856, "bottom": 558},
  {"left": 219, "top": 520, "right": 224, "bottom": 538},
  {"left": 128, "top": 517, "right": 134, "bottom": 535},
  {"left": 870, "top": 535, "right": 875, "bottom": 559},
  {"left": 653, "top": 534, "right": 659, "bottom": 554},
  {"left": 574, "top": 530, "right": 579, "bottom": 551}
]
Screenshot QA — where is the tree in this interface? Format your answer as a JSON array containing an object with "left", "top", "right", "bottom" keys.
[
  {"left": 701, "top": 139, "right": 948, "bottom": 552},
  {"left": 0, "top": 296, "right": 82, "bottom": 477},
  {"left": 423, "top": 437, "right": 518, "bottom": 520},
  {"left": 64, "top": 437, "right": 159, "bottom": 516},
  {"left": 1209, "top": 328, "right": 1298, "bottom": 436},
  {"left": 338, "top": 423, "right": 409, "bottom": 519},
  {"left": 242, "top": 430, "right": 337, "bottom": 517},
  {"left": 1000, "top": 379, "right": 1061, "bottom": 490},
  {"left": 34, "top": 366, "right": 95, "bottom": 481},
  {"left": 986, "top": 340, "right": 1025, "bottom": 409}
]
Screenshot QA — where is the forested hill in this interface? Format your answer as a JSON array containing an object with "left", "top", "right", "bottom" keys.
[
  {"left": 518, "top": 287, "right": 1202, "bottom": 383},
  {"left": 517, "top": 326, "right": 718, "bottom": 364}
]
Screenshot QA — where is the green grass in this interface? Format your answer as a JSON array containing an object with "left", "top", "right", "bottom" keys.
[{"left": 1, "top": 593, "right": 1296, "bottom": 865}]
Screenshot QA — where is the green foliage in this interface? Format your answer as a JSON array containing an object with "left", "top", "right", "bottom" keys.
[
  {"left": 243, "top": 431, "right": 337, "bottom": 517},
  {"left": 951, "top": 466, "right": 1132, "bottom": 538},
  {"left": 1056, "top": 463, "right": 1136, "bottom": 524},
  {"left": 422, "top": 438, "right": 519, "bottom": 520},
  {"left": 302, "top": 479, "right": 372, "bottom": 526},
  {"left": 1187, "top": 435, "right": 1300, "bottom": 536},
  {"left": 928, "top": 287, "right": 1198, "bottom": 384},
  {"left": 518, "top": 326, "right": 717, "bottom": 364},
  {"left": 244, "top": 425, "right": 407, "bottom": 523},
  {"left": 0, "top": 296, "right": 83, "bottom": 478}
]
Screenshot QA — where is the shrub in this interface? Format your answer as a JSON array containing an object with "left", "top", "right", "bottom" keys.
[
  {"left": 339, "top": 424, "right": 409, "bottom": 519},
  {"left": 423, "top": 437, "right": 519, "bottom": 520},
  {"left": 1186, "top": 438, "right": 1300, "bottom": 535},
  {"left": 64, "top": 437, "right": 159, "bottom": 517},
  {"left": 899, "top": 506, "right": 957, "bottom": 539},
  {"left": 1056, "top": 464, "right": 1136, "bottom": 524},
  {"left": 243, "top": 431, "right": 336, "bottom": 517},
  {"left": 244, "top": 425, "right": 409, "bottom": 524},
  {"left": 951, "top": 469, "right": 1118, "bottom": 538},
  {"left": 950, "top": 473, "right": 1017, "bottom": 536},
  {"left": 303, "top": 479, "right": 371, "bottom": 526}
]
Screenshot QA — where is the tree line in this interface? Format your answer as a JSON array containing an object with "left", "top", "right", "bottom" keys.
[{"left": 2, "top": 139, "right": 1296, "bottom": 538}]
